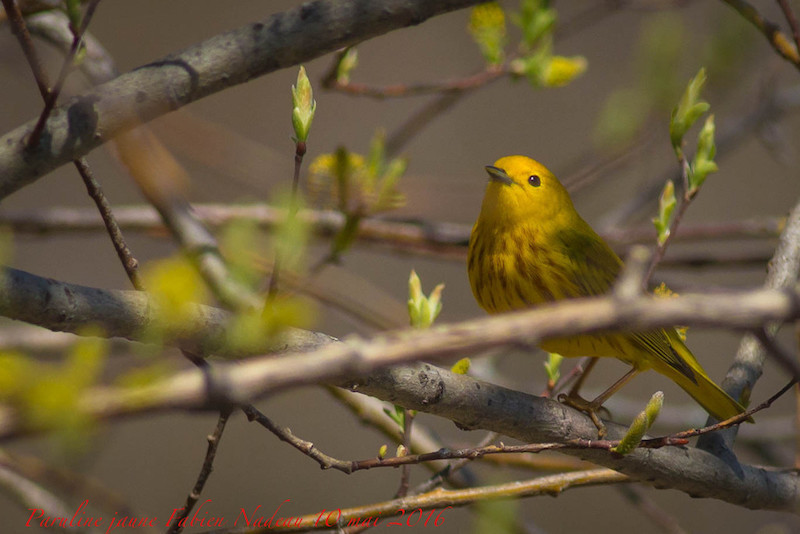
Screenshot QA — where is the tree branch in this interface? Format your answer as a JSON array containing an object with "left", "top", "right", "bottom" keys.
[
  {"left": 0, "top": 266, "right": 335, "bottom": 359},
  {"left": 721, "top": 0, "right": 800, "bottom": 70},
  {"left": 2, "top": 266, "right": 800, "bottom": 508}
]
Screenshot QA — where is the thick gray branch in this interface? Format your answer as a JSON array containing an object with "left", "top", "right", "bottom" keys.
[
  {"left": 346, "top": 364, "right": 799, "bottom": 511},
  {"left": 0, "top": 0, "right": 482, "bottom": 199},
  {"left": 0, "top": 266, "right": 334, "bottom": 358}
]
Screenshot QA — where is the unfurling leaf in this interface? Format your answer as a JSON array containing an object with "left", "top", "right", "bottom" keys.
[
  {"left": 541, "top": 55, "right": 587, "bottom": 87},
  {"left": 689, "top": 114, "right": 718, "bottom": 195},
  {"left": 512, "top": 0, "right": 557, "bottom": 49},
  {"left": 611, "top": 391, "right": 663, "bottom": 455},
  {"left": 543, "top": 353, "right": 563, "bottom": 385},
  {"left": 653, "top": 180, "right": 676, "bottom": 245},
  {"left": 336, "top": 48, "right": 358, "bottom": 84},
  {"left": 450, "top": 358, "right": 471, "bottom": 375},
  {"left": 670, "top": 68, "right": 710, "bottom": 152},
  {"left": 408, "top": 270, "right": 444, "bottom": 329},
  {"left": 291, "top": 66, "right": 316, "bottom": 143},
  {"left": 469, "top": 2, "right": 507, "bottom": 66}
]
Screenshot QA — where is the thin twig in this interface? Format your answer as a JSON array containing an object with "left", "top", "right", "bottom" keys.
[
  {"left": 652, "top": 378, "right": 798, "bottom": 443},
  {"left": 721, "top": 0, "right": 800, "bottom": 69},
  {"left": 268, "top": 139, "right": 307, "bottom": 299},
  {"left": 4, "top": 0, "right": 142, "bottom": 289},
  {"left": 323, "top": 62, "right": 505, "bottom": 98},
  {"left": 395, "top": 409, "right": 415, "bottom": 497},
  {"left": 412, "top": 432, "right": 499, "bottom": 495},
  {"left": 1, "top": 203, "right": 781, "bottom": 255},
  {"left": 166, "top": 409, "right": 232, "bottom": 534},
  {"left": 0, "top": 0, "right": 50, "bottom": 97},
  {"left": 643, "top": 156, "right": 692, "bottom": 287},
  {"left": 777, "top": 0, "right": 800, "bottom": 59},
  {"left": 343, "top": 437, "right": 688, "bottom": 472},
  {"left": 27, "top": 0, "right": 103, "bottom": 149},
  {"left": 242, "top": 405, "right": 356, "bottom": 473},
  {"left": 74, "top": 157, "right": 143, "bottom": 288}
]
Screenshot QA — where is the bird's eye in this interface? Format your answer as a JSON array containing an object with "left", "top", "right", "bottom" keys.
[{"left": 528, "top": 175, "right": 541, "bottom": 187}]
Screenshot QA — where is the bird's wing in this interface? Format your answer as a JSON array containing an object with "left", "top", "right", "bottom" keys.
[
  {"left": 557, "top": 222, "right": 623, "bottom": 297},
  {"left": 629, "top": 330, "right": 699, "bottom": 383}
]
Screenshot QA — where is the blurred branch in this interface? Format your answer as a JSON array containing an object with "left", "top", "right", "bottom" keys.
[
  {"left": 230, "top": 469, "right": 628, "bottom": 533},
  {"left": 0, "top": 450, "right": 138, "bottom": 520},
  {"left": 721, "top": 0, "right": 800, "bottom": 70},
  {"left": 0, "top": 0, "right": 484, "bottom": 200},
  {"left": 323, "top": 63, "right": 506, "bottom": 98},
  {"left": 0, "top": 465, "right": 78, "bottom": 533},
  {"left": 0, "top": 202, "right": 782, "bottom": 249},
  {"left": 699, "top": 193, "right": 800, "bottom": 452}
]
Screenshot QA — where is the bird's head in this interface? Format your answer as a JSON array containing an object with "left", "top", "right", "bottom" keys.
[{"left": 477, "top": 155, "right": 575, "bottom": 227}]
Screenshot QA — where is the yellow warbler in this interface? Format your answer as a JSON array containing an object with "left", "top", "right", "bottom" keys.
[{"left": 468, "top": 155, "right": 746, "bottom": 430}]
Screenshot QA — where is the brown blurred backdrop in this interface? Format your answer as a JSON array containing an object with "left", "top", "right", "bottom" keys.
[{"left": 2, "top": 1, "right": 800, "bottom": 533}]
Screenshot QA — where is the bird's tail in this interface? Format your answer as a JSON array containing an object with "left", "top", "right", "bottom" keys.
[{"left": 652, "top": 335, "right": 750, "bottom": 423}]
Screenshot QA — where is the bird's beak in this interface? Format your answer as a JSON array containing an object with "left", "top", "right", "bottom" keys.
[{"left": 485, "top": 165, "right": 514, "bottom": 186}]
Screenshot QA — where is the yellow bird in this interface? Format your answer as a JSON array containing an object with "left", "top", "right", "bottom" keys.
[{"left": 468, "top": 155, "right": 746, "bottom": 432}]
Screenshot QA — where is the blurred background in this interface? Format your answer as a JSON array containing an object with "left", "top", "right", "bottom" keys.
[{"left": 2, "top": 1, "right": 800, "bottom": 532}]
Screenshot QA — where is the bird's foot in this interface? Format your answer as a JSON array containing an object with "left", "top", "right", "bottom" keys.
[{"left": 557, "top": 393, "right": 610, "bottom": 438}]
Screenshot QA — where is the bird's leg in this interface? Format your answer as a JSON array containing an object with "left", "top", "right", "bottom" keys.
[
  {"left": 566, "top": 357, "right": 599, "bottom": 399},
  {"left": 559, "top": 366, "right": 641, "bottom": 438},
  {"left": 556, "top": 357, "right": 599, "bottom": 414}
]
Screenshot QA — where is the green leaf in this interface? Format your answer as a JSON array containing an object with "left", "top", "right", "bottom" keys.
[
  {"left": 689, "top": 114, "right": 718, "bottom": 195},
  {"left": 512, "top": 0, "right": 557, "bottom": 49},
  {"left": 450, "top": 358, "right": 471, "bottom": 375},
  {"left": 468, "top": 2, "right": 507, "bottom": 66},
  {"left": 64, "top": 0, "right": 82, "bottom": 31},
  {"left": 653, "top": 180, "right": 676, "bottom": 245},
  {"left": 407, "top": 270, "right": 445, "bottom": 329},
  {"left": 336, "top": 48, "right": 358, "bottom": 84},
  {"left": 541, "top": 55, "right": 587, "bottom": 87},
  {"left": 383, "top": 404, "right": 405, "bottom": 428},
  {"left": 141, "top": 257, "right": 211, "bottom": 340},
  {"left": 543, "top": 353, "right": 563, "bottom": 384},
  {"left": 670, "top": 68, "right": 710, "bottom": 152},
  {"left": 291, "top": 66, "right": 316, "bottom": 143},
  {"left": 611, "top": 391, "right": 663, "bottom": 455}
]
